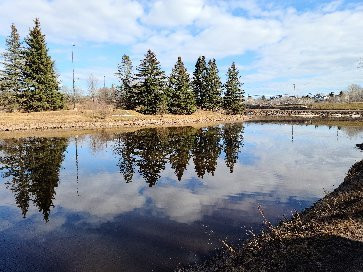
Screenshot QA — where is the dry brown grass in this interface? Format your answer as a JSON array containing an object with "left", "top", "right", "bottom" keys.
[
  {"left": 309, "top": 102, "right": 363, "bottom": 110},
  {"left": 0, "top": 109, "right": 247, "bottom": 133},
  {"left": 180, "top": 159, "right": 363, "bottom": 272}
]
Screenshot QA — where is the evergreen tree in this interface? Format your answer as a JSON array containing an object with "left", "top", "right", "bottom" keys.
[
  {"left": 0, "top": 24, "right": 23, "bottom": 111},
  {"left": 223, "top": 62, "right": 245, "bottom": 114},
  {"left": 204, "top": 59, "right": 222, "bottom": 110},
  {"left": 21, "top": 18, "right": 64, "bottom": 111},
  {"left": 115, "top": 55, "right": 135, "bottom": 109},
  {"left": 168, "top": 57, "right": 196, "bottom": 114},
  {"left": 134, "top": 50, "right": 167, "bottom": 114},
  {"left": 192, "top": 56, "right": 207, "bottom": 108}
]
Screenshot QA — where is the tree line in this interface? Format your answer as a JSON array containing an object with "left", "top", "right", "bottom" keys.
[
  {"left": 116, "top": 51, "right": 245, "bottom": 115},
  {"left": 0, "top": 19, "right": 64, "bottom": 112},
  {"left": 0, "top": 20, "right": 245, "bottom": 114}
]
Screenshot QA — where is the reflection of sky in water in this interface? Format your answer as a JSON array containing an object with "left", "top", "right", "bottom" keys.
[{"left": 0, "top": 123, "right": 362, "bottom": 272}]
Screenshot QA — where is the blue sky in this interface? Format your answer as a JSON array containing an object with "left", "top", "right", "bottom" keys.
[{"left": 0, "top": 0, "right": 362, "bottom": 96}]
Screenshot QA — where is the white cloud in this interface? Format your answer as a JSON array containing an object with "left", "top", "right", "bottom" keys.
[
  {"left": 142, "top": 0, "right": 204, "bottom": 27},
  {"left": 0, "top": 0, "right": 362, "bottom": 94},
  {"left": 0, "top": 0, "right": 144, "bottom": 44},
  {"left": 248, "top": 6, "right": 363, "bottom": 93}
]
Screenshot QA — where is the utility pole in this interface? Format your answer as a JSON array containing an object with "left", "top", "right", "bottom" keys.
[
  {"left": 72, "top": 44, "right": 76, "bottom": 109},
  {"left": 293, "top": 83, "right": 296, "bottom": 93},
  {"left": 103, "top": 75, "right": 106, "bottom": 88}
]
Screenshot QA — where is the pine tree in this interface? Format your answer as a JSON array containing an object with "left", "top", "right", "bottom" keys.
[
  {"left": 134, "top": 50, "right": 167, "bottom": 114},
  {"left": 204, "top": 59, "right": 222, "bottom": 110},
  {"left": 115, "top": 54, "right": 135, "bottom": 109},
  {"left": 168, "top": 57, "right": 196, "bottom": 114},
  {"left": 21, "top": 18, "right": 64, "bottom": 111},
  {"left": 223, "top": 62, "right": 245, "bottom": 114},
  {"left": 192, "top": 56, "right": 207, "bottom": 108},
  {"left": 0, "top": 24, "right": 23, "bottom": 111}
]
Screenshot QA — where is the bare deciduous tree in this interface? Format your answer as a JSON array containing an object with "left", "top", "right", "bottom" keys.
[{"left": 87, "top": 74, "right": 99, "bottom": 103}]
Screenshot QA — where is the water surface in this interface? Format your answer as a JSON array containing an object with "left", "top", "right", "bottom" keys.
[{"left": 0, "top": 122, "right": 362, "bottom": 271}]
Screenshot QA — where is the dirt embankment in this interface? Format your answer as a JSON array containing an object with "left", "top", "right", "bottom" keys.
[
  {"left": 246, "top": 108, "right": 363, "bottom": 121},
  {"left": 180, "top": 158, "right": 363, "bottom": 272},
  {"left": 0, "top": 110, "right": 248, "bottom": 132}
]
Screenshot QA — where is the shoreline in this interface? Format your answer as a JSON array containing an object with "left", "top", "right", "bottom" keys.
[
  {"left": 0, "top": 110, "right": 249, "bottom": 133},
  {"left": 0, "top": 109, "right": 362, "bottom": 136},
  {"left": 180, "top": 158, "right": 363, "bottom": 271}
]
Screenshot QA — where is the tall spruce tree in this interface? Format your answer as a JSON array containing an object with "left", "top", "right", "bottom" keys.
[
  {"left": 192, "top": 56, "right": 207, "bottom": 108},
  {"left": 204, "top": 59, "right": 222, "bottom": 110},
  {"left": 223, "top": 62, "right": 245, "bottom": 114},
  {"left": 21, "top": 18, "right": 64, "bottom": 111},
  {"left": 115, "top": 54, "right": 135, "bottom": 109},
  {"left": 134, "top": 50, "right": 167, "bottom": 114},
  {"left": 168, "top": 57, "right": 196, "bottom": 114},
  {"left": 0, "top": 24, "right": 23, "bottom": 111}
]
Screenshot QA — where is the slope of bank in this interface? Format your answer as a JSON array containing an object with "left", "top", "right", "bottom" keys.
[
  {"left": 0, "top": 110, "right": 248, "bottom": 132},
  {"left": 180, "top": 158, "right": 363, "bottom": 272}
]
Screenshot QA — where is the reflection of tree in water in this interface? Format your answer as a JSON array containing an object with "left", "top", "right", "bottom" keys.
[
  {"left": 114, "top": 124, "right": 244, "bottom": 185},
  {"left": 136, "top": 129, "right": 169, "bottom": 187},
  {"left": 340, "top": 126, "right": 363, "bottom": 138},
  {"left": 169, "top": 127, "right": 198, "bottom": 181},
  {"left": 192, "top": 127, "right": 222, "bottom": 178},
  {"left": 223, "top": 123, "right": 244, "bottom": 173},
  {"left": 115, "top": 128, "right": 170, "bottom": 187},
  {"left": 0, "top": 137, "right": 68, "bottom": 221},
  {"left": 115, "top": 134, "right": 136, "bottom": 183}
]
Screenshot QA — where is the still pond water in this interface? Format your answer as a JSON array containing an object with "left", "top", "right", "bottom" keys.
[{"left": 0, "top": 122, "right": 362, "bottom": 272}]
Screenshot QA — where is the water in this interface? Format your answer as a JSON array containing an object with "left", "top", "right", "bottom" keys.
[{"left": 0, "top": 122, "right": 362, "bottom": 272}]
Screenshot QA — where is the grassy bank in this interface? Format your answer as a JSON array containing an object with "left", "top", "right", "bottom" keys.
[
  {"left": 180, "top": 157, "right": 363, "bottom": 271},
  {"left": 0, "top": 109, "right": 247, "bottom": 132},
  {"left": 309, "top": 102, "right": 363, "bottom": 110}
]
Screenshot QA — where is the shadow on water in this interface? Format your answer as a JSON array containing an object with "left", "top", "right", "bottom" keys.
[{"left": 0, "top": 124, "right": 245, "bottom": 220}]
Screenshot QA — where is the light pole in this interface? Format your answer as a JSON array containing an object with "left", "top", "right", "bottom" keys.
[
  {"left": 72, "top": 44, "right": 76, "bottom": 109},
  {"left": 103, "top": 75, "right": 106, "bottom": 88}
]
